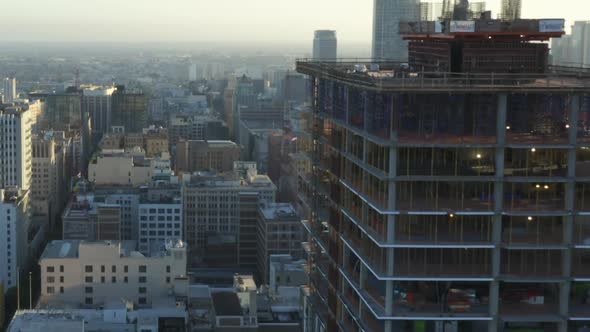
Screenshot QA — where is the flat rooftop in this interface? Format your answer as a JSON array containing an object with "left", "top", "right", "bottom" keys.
[
  {"left": 296, "top": 60, "right": 590, "bottom": 93},
  {"left": 260, "top": 203, "right": 299, "bottom": 221},
  {"left": 211, "top": 291, "right": 242, "bottom": 316},
  {"left": 41, "top": 239, "right": 185, "bottom": 260},
  {"left": 8, "top": 306, "right": 185, "bottom": 332}
]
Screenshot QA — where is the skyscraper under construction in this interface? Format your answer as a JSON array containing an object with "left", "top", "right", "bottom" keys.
[{"left": 297, "top": 13, "right": 590, "bottom": 332}]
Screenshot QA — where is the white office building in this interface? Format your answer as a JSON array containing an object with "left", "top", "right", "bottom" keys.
[
  {"left": 138, "top": 200, "right": 183, "bottom": 255},
  {"left": 0, "top": 103, "right": 36, "bottom": 191},
  {"left": 0, "top": 189, "right": 30, "bottom": 292}
]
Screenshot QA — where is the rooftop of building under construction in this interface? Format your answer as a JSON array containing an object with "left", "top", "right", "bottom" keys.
[
  {"left": 297, "top": 59, "right": 590, "bottom": 93},
  {"left": 298, "top": 12, "right": 590, "bottom": 93}
]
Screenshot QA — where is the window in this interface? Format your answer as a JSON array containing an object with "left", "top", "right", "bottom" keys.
[
  {"left": 46, "top": 287, "right": 55, "bottom": 294},
  {"left": 112, "top": 276, "right": 117, "bottom": 283},
  {"left": 166, "top": 277, "right": 171, "bottom": 284},
  {"left": 46, "top": 276, "right": 55, "bottom": 283},
  {"left": 60, "top": 265, "right": 64, "bottom": 273},
  {"left": 85, "top": 265, "right": 93, "bottom": 273},
  {"left": 124, "top": 276, "right": 129, "bottom": 283},
  {"left": 85, "top": 287, "right": 93, "bottom": 294},
  {"left": 139, "top": 265, "right": 147, "bottom": 273},
  {"left": 112, "top": 265, "right": 116, "bottom": 273},
  {"left": 138, "top": 297, "right": 147, "bottom": 305},
  {"left": 101, "top": 265, "right": 105, "bottom": 273},
  {"left": 124, "top": 265, "right": 128, "bottom": 273},
  {"left": 166, "top": 265, "right": 171, "bottom": 273},
  {"left": 85, "top": 297, "right": 93, "bottom": 305},
  {"left": 139, "top": 276, "right": 147, "bottom": 283},
  {"left": 139, "top": 287, "right": 147, "bottom": 294},
  {"left": 85, "top": 276, "right": 93, "bottom": 283},
  {"left": 60, "top": 276, "right": 64, "bottom": 283},
  {"left": 60, "top": 287, "right": 64, "bottom": 294},
  {"left": 101, "top": 276, "right": 105, "bottom": 283},
  {"left": 46, "top": 266, "right": 55, "bottom": 273}
]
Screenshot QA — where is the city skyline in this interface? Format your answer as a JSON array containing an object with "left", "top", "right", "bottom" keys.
[{"left": 0, "top": 0, "right": 587, "bottom": 43}]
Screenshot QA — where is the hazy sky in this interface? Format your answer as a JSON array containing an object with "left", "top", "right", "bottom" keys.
[{"left": 1, "top": 0, "right": 588, "bottom": 43}]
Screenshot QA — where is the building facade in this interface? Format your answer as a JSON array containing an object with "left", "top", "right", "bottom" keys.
[
  {"left": 138, "top": 201, "right": 183, "bottom": 255},
  {"left": 111, "top": 87, "right": 148, "bottom": 133},
  {"left": 0, "top": 102, "right": 35, "bottom": 190},
  {"left": 32, "top": 133, "right": 66, "bottom": 229},
  {"left": 62, "top": 192, "right": 122, "bottom": 241},
  {"left": 182, "top": 162, "right": 276, "bottom": 267},
  {"left": 256, "top": 203, "right": 303, "bottom": 284},
  {"left": 0, "top": 189, "right": 30, "bottom": 292},
  {"left": 39, "top": 239, "right": 187, "bottom": 308}
]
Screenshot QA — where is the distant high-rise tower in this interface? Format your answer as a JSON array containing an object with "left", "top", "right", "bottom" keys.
[
  {"left": 372, "top": 0, "right": 420, "bottom": 60},
  {"left": 3, "top": 78, "right": 16, "bottom": 103},
  {"left": 189, "top": 63, "right": 198, "bottom": 81},
  {"left": 501, "top": 0, "right": 521, "bottom": 20},
  {"left": 312, "top": 30, "right": 337, "bottom": 61}
]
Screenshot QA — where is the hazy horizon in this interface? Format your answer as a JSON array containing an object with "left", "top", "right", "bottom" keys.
[{"left": 1, "top": 0, "right": 588, "bottom": 44}]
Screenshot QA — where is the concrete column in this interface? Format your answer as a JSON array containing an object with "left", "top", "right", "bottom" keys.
[
  {"left": 560, "top": 94, "right": 580, "bottom": 328},
  {"left": 488, "top": 281, "right": 500, "bottom": 332},
  {"left": 558, "top": 281, "right": 571, "bottom": 332},
  {"left": 385, "top": 280, "right": 394, "bottom": 316},
  {"left": 359, "top": 263, "right": 367, "bottom": 289},
  {"left": 344, "top": 85, "right": 350, "bottom": 126},
  {"left": 384, "top": 321, "right": 392, "bottom": 332},
  {"left": 491, "top": 93, "right": 507, "bottom": 331},
  {"left": 362, "top": 138, "right": 368, "bottom": 163},
  {"left": 569, "top": 94, "right": 580, "bottom": 147}
]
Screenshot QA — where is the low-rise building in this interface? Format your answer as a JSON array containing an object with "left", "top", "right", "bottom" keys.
[
  {"left": 175, "top": 140, "right": 240, "bottom": 174},
  {"left": 39, "top": 239, "right": 187, "bottom": 308},
  {"left": 98, "top": 127, "right": 169, "bottom": 158},
  {"left": 62, "top": 189, "right": 121, "bottom": 241},
  {"left": 169, "top": 114, "right": 228, "bottom": 145},
  {"left": 8, "top": 305, "right": 187, "bottom": 332},
  {"left": 88, "top": 149, "right": 173, "bottom": 186},
  {"left": 269, "top": 255, "right": 308, "bottom": 293}
]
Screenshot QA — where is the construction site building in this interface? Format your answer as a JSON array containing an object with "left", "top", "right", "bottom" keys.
[{"left": 296, "top": 16, "right": 590, "bottom": 332}]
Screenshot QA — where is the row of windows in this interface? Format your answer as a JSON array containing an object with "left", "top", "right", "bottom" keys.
[
  {"left": 81, "top": 264, "right": 171, "bottom": 274},
  {"left": 83, "top": 297, "right": 148, "bottom": 305},
  {"left": 140, "top": 230, "right": 181, "bottom": 236},
  {"left": 139, "top": 216, "right": 181, "bottom": 221},
  {"left": 140, "top": 222, "right": 181, "bottom": 228},
  {"left": 140, "top": 208, "right": 181, "bottom": 214}
]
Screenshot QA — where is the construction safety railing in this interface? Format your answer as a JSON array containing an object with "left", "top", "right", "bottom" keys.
[{"left": 296, "top": 59, "right": 590, "bottom": 91}]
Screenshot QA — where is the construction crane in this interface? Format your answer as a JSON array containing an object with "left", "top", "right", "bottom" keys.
[
  {"left": 441, "top": 0, "right": 457, "bottom": 20},
  {"left": 501, "top": 0, "right": 522, "bottom": 20}
]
